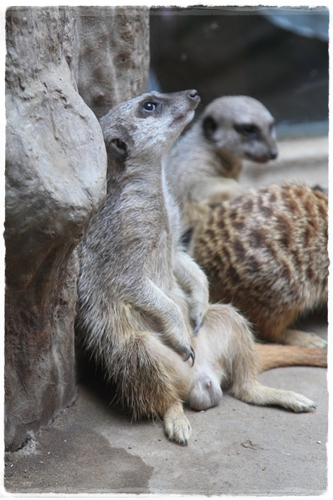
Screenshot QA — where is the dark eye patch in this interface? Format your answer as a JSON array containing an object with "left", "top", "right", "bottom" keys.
[
  {"left": 202, "top": 116, "right": 218, "bottom": 141},
  {"left": 234, "top": 123, "right": 260, "bottom": 138}
]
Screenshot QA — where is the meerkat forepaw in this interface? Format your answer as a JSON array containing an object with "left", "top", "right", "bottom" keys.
[
  {"left": 164, "top": 415, "right": 192, "bottom": 445},
  {"left": 188, "top": 295, "right": 209, "bottom": 335},
  {"left": 190, "top": 312, "right": 205, "bottom": 335}
]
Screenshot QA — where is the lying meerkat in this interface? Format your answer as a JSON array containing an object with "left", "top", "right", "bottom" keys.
[
  {"left": 77, "top": 91, "right": 325, "bottom": 446},
  {"left": 189, "top": 183, "right": 328, "bottom": 349},
  {"left": 167, "top": 95, "right": 278, "bottom": 231}
]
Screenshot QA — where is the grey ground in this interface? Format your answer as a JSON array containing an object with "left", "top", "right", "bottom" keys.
[{"left": 3, "top": 134, "right": 330, "bottom": 496}]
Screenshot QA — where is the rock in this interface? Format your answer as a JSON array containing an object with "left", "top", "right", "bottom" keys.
[
  {"left": 77, "top": 6, "right": 149, "bottom": 118},
  {"left": 5, "top": 6, "right": 149, "bottom": 451}
]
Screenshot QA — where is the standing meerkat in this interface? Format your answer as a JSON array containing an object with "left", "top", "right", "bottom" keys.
[
  {"left": 189, "top": 183, "right": 328, "bottom": 349},
  {"left": 77, "top": 91, "right": 325, "bottom": 446},
  {"left": 167, "top": 95, "right": 278, "bottom": 231}
]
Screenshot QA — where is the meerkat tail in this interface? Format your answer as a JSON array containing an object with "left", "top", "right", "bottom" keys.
[{"left": 256, "top": 344, "right": 327, "bottom": 372}]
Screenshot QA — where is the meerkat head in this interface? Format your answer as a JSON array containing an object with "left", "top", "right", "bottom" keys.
[
  {"left": 200, "top": 96, "right": 278, "bottom": 163},
  {"left": 188, "top": 373, "right": 223, "bottom": 411},
  {"left": 100, "top": 90, "right": 200, "bottom": 166}
]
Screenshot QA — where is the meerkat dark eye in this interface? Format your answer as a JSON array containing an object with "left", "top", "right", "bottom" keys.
[
  {"left": 142, "top": 101, "right": 157, "bottom": 112},
  {"left": 139, "top": 100, "right": 162, "bottom": 118},
  {"left": 234, "top": 123, "right": 260, "bottom": 138}
]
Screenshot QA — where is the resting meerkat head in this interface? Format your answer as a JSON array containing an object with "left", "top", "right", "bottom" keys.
[
  {"left": 100, "top": 89, "right": 201, "bottom": 169},
  {"left": 201, "top": 95, "right": 278, "bottom": 164},
  {"left": 188, "top": 373, "right": 223, "bottom": 411}
]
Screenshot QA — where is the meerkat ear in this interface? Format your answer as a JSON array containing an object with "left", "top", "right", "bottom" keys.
[
  {"left": 107, "top": 138, "right": 129, "bottom": 161},
  {"left": 202, "top": 116, "right": 218, "bottom": 141},
  {"left": 105, "top": 126, "right": 133, "bottom": 161}
]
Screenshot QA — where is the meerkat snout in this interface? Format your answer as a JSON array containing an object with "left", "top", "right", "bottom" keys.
[{"left": 188, "top": 89, "right": 200, "bottom": 101}]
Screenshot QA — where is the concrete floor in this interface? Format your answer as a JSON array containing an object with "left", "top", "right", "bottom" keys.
[{"left": 3, "top": 135, "right": 329, "bottom": 496}]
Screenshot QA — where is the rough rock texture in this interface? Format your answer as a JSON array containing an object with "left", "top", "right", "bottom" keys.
[
  {"left": 5, "top": 6, "right": 149, "bottom": 451},
  {"left": 77, "top": 6, "right": 150, "bottom": 118}
]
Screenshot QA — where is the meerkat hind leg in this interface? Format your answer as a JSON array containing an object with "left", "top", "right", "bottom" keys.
[
  {"left": 229, "top": 349, "right": 318, "bottom": 413},
  {"left": 217, "top": 306, "right": 318, "bottom": 413},
  {"left": 280, "top": 328, "right": 327, "bottom": 349}
]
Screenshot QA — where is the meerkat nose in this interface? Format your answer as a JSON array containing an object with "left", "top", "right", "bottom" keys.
[
  {"left": 269, "top": 149, "right": 278, "bottom": 160},
  {"left": 188, "top": 89, "right": 200, "bottom": 101}
]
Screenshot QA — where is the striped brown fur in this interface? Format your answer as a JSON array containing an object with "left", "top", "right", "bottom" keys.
[{"left": 190, "top": 183, "right": 328, "bottom": 347}]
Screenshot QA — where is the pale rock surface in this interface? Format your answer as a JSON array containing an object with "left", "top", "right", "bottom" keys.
[{"left": 5, "top": 6, "right": 149, "bottom": 451}]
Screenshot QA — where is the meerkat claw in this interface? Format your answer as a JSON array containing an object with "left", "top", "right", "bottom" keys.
[
  {"left": 184, "top": 346, "right": 195, "bottom": 366},
  {"left": 191, "top": 347, "right": 195, "bottom": 365}
]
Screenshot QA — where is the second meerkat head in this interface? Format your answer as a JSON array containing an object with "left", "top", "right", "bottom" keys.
[{"left": 200, "top": 95, "right": 278, "bottom": 163}]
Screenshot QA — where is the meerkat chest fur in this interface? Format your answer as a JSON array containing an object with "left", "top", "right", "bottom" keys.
[
  {"left": 121, "top": 160, "right": 179, "bottom": 288},
  {"left": 97, "top": 156, "right": 178, "bottom": 294}
]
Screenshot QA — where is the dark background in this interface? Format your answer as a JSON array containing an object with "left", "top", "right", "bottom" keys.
[{"left": 149, "top": 6, "right": 328, "bottom": 130}]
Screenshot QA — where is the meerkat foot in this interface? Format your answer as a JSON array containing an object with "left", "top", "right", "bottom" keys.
[
  {"left": 262, "top": 389, "right": 317, "bottom": 413},
  {"left": 236, "top": 384, "right": 316, "bottom": 413},
  {"left": 164, "top": 402, "right": 192, "bottom": 445},
  {"left": 282, "top": 329, "right": 327, "bottom": 349},
  {"left": 281, "top": 391, "right": 317, "bottom": 413}
]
